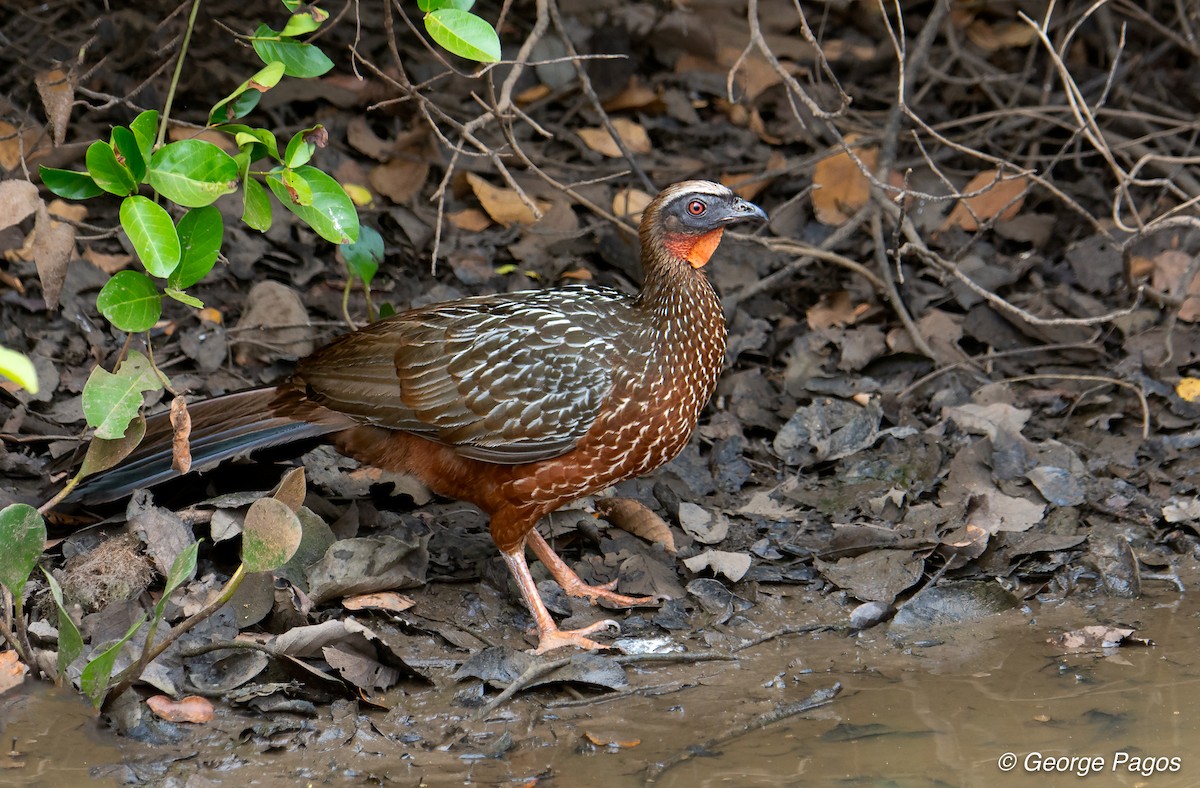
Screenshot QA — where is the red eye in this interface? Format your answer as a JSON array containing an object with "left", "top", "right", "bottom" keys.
[{"left": 687, "top": 199, "right": 706, "bottom": 216}]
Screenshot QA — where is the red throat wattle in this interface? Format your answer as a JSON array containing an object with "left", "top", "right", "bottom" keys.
[{"left": 663, "top": 228, "right": 726, "bottom": 268}]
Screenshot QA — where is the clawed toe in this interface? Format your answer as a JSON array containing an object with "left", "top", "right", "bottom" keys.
[{"left": 533, "top": 619, "right": 621, "bottom": 654}]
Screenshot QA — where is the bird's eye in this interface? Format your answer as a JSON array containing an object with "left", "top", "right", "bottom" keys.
[{"left": 687, "top": 199, "right": 706, "bottom": 216}]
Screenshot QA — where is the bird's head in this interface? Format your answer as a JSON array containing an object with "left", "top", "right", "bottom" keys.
[{"left": 642, "top": 180, "right": 768, "bottom": 269}]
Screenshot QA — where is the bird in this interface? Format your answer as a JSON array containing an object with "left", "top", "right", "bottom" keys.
[{"left": 71, "top": 180, "right": 768, "bottom": 653}]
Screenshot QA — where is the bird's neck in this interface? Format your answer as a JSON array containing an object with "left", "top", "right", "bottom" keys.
[{"left": 634, "top": 246, "right": 727, "bottom": 364}]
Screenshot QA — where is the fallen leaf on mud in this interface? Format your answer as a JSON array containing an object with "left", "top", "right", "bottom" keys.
[
  {"left": 812, "top": 137, "right": 876, "bottom": 225},
  {"left": 891, "top": 581, "right": 1018, "bottom": 631},
  {"left": 815, "top": 549, "right": 924, "bottom": 604},
  {"left": 369, "top": 156, "right": 430, "bottom": 204},
  {"left": 682, "top": 549, "right": 751, "bottom": 582},
  {"left": 678, "top": 502, "right": 728, "bottom": 545},
  {"left": 1163, "top": 496, "right": 1200, "bottom": 523},
  {"left": 0, "top": 650, "right": 25, "bottom": 694},
  {"left": 306, "top": 534, "right": 429, "bottom": 604},
  {"left": 1051, "top": 625, "right": 1151, "bottom": 651},
  {"left": 577, "top": 118, "right": 652, "bottom": 158},
  {"left": 584, "top": 731, "right": 641, "bottom": 749},
  {"left": 342, "top": 591, "right": 416, "bottom": 612},
  {"left": 943, "top": 402, "right": 1031, "bottom": 439},
  {"left": 146, "top": 695, "right": 214, "bottom": 723},
  {"left": 942, "top": 170, "right": 1030, "bottom": 231},
  {"left": 965, "top": 490, "right": 1045, "bottom": 533},
  {"left": 595, "top": 497, "right": 676, "bottom": 553},
  {"left": 465, "top": 172, "right": 549, "bottom": 226},
  {"left": 324, "top": 643, "right": 399, "bottom": 690},
  {"left": 455, "top": 647, "right": 628, "bottom": 691}
]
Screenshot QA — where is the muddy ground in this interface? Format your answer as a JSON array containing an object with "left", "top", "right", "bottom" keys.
[{"left": 3, "top": 0, "right": 1200, "bottom": 784}]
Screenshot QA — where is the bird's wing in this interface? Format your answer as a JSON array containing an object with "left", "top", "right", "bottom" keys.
[{"left": 295, "top": 288, "right": 630, "bottom": 463}]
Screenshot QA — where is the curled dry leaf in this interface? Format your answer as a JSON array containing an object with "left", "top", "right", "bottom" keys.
[
  {"left": 35, "top": 68, "right": 75, "bottom": 146},
  {"left": 812, "top": 137, "right": 877, "bottom": 226},
  {"left": 594, "top": 497, "right": 676, "bottom": 554},
  {"left": 342, "top": 591, "right": 416, "bottom": 612},
  {"left": 170, "top": 396, "right": 192, "bottom": 475},
  {"left": 577, "top": 118, "right": 652, "bottom": 158},
  {"left": 1150, "top": 250, "right": 1200, "bottom": 322},
  {"left": 942, "top": 170, "right": 1030, "bottom": 231},
  {"left": 448, "top": 208, "right": 492, "bottom": 232},
  {"left": 146, "top": 694, "right": 215, "bottom": 723},
  {"left": 465, "top": 172, "right": 549, "bottom": 227},
  {"left": 0, "top": 179, "right": 39, "bottom": 232},
  {"left": 583, "top": 730, "right": 641, "bottom": 749}
]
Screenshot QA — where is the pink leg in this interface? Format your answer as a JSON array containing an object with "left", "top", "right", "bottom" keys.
[
  {"left": 526, "top": 529, "right": 657, "bottom": 607},
  {"left": 500, "top": 540, "right": 620, "bottom": 654}
]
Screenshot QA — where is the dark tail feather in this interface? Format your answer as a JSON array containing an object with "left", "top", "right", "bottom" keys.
[{"left": 67, "top": 387, "right": 348, "bottom": 504}]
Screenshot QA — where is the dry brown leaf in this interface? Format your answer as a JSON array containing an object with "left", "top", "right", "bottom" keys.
[
  {"left": 465, "top": 172, "right": 549, "bottom": 227},
  {"left": 0, "top": 121, "right": 48, "bottom": 171},
  {"left": 342, "top": 591, "right": 416, "bottom": 612},
  {"left": 612, "top": 188, "right": 653, "bottom": 223},
  {"left": 806, "top": 290, "right": 869, "bottom": 329},
  {"left": 966, "top": 19, "right": 1037, "bottom": 52},
  {"left": 560, "top": 267, "right": 593, "bottom": 282},
  {"left": 595, "top": 497, "right": 677, "bottom": 554},
  {"left": 32, "top": 201, "right": 75, "bottom": 310},
  {"left": 369, "top": 157, "right": 430, "bottom": 204},
  {"left": 583, "top": 731, "right": 641, "bottom": 749},
  {"left": 0, "top": 649, "right": 25, "bottom": 695},
  {"left": 48, "top": 198, "right": 87, "bottom": 223},
  {"left": 35, "top": 67, "right": 74, "bottom": 146},
  {"left": 576, "top": 118, "right": 652, "bottom": 158},
  {"left": 603, "top": 79, "right": 661, "bottom": 112},
  {"left": 448, "top": 207, "right": 492, "bottom": 232},
  {"left": 83, "top": 245, "right": 134, "bottom": 275},
  {"left": 346, "top": 116, "right": 393, "bottom": 161},
  {"left": 0, "top": 180, "right": 39, "bottom": 232},
  {"left": 942, "top": 170, "right": 1030, "bottom": 231},
  {"left": 1150, "top": 249, "right": 1200, "bottom": 321},
  {"left": 146, "top": 695, "right": 214, "bottom": 723},
  {"left": 515, "top": 83, "right": 552, "bottom": 104},
  {"left": 170, "top": 396, "right": 192, "bottom": 475},
  {"left": 812, "top": 138, "right": 877, "bottom": 225},
  {"left": 167, "top": 124, "right": 237, "bottom": 153}
]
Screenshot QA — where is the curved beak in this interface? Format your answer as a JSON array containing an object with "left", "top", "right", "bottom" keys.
[{"left": 721, "top": 196, "right": 769, "bottom": 225}]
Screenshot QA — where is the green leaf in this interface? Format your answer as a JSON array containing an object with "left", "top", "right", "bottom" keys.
[
  {"left": 78, "top": 412, "right": 146, "bottom": 479},
  {"left": 85, "top": 140, "right": 137, "bottom": 196},
  {"left": 266, "top": 165, "right": 359, "bottom": 244},
  {"left": 80, "top": 613, "right": 146, "bottom": 707},
  {"left": 82, "top": 350, "right": 162, "bottom": 439},
  {"left": 283, "top": 124, "right": 326, "bottom": 169},
  {"left": 342, "top": 225, "right": 383, "bottom": 286},
  {"left": 129, "top": 110, "right": 159, "bottom": 161},
  {"left": 425, "top": 9, "right": 501, "bottom": 63},
  {"left": 153, "top": 540, "right": 199, "bottom": 621},
  {"left": 42, "top": 569, "right": 84, "bottom": 680},
  {"left": 111, "top": 126, "right": 146, "bottom": 183},
  {"left": 418, "top": 0, "right": 474, "bottom": 11},
  {"left": 165, "top": 287, "right": 204, "bottom": 307},
  {"left": 147, "top": 139, "right": 239, "bottom": 208},
  {"left": 280, "top": 8, "right": 326, "bottom": 37},
  {"left": 0, "top": 345, "right": 38, "bottom": 394},
  {"left": 242, "top": 176, "right": 272, "bottom": 232},
  {"left": 241, "top": 497, "right": 303, "bottom": 572},
  {"left": 96, "top": 270, "right": 162, "bottom": 333},
  {"left": 227, "top": 126, "right": 280, "bottom": 163},
  {"left": 171, "top": 205, "right": 223, "bottom": 289},
  {"left": 0, "top": 503, "right": 45, "bottom": 600},
  {"left": 251, "top": 23, "right": 334, "bottom": 78},
  {"left": 279, "top": 168, "right": 313, "bottom": 206},
  {"left": 39, "top": 166, "right": 103, "bottom": 200},
  {"left": 120, "top": 195, "right": 181, "bottom": 278},
  {"left": 208, "top": 61, "right": 285, "bottom": 124}
]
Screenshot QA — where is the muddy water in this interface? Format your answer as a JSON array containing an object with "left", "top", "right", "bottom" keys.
[{"left": 4, "top": 574, "right": 1200, "bottom": 786}]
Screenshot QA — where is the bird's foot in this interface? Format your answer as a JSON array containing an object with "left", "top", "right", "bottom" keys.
[
  {"left": 557, "top": 576, "right": 658, "bottom": 608},
  {"left": 533, "top": 619, "right": 621, "bottom": 655}
]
